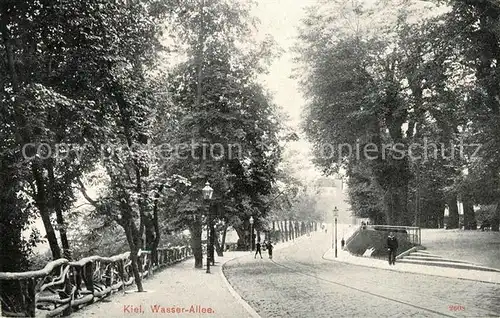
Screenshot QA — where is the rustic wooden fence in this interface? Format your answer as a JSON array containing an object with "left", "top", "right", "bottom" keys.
[{"left": 0, "top": 246, "right": 192, "bottom": 317}]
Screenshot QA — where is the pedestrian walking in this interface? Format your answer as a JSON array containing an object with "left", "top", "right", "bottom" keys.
[
  {"left": 387, "top": 232, "right": 398, "bottom": 265},
  {"left": 255, "top": 241, "right": 262, "bottom": 259},
  {"left": 266, "top": 241, "right": 274, "bottom": 259}
]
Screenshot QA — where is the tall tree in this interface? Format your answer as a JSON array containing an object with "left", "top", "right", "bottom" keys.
[{"left": 163, "top": 0, "right": 282, "bottom": 265}]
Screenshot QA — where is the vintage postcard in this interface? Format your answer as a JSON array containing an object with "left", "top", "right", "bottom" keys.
[{"left": 0, "top": 0, "right": 499, "bottom": 317}]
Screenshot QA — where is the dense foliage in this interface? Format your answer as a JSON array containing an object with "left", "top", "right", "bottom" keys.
[
  {"left": 1, "top": 0, "right": 320, "bottom": 291},
  {"left": 296, "top": 0, "right": 500, "bottom": 229}
]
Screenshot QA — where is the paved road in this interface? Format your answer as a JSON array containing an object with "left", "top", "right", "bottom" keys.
[{"left": 223, "top": 232, "right": 500, "bottom": 318}]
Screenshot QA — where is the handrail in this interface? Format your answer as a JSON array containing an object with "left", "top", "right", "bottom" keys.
[
  {"left": 0, "top": 245, "right": 192, "bottom": 317},
  {"left": 366, "top": 225, "right": 422, "bottom": 246},
  {"left": 369, "top": 225, "right": 420, "bottom": 230},
  {"left": 0, "top": 259, "right": 69, "bottom": 280}
]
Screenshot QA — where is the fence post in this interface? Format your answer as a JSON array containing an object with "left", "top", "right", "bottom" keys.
[
  {"left": 105, "top": 263, "right": 112, "bottom": 295},
  {"left": 137, "top": 253, "right": 144, "bottom": 277},
  {"left": 62, "top": 266, "right": 74, "bottom": 316},
  {"left": 168, "top": 249, "right": 173, "bottom": 265},
  {"left": 148, "top": 253, "right": 153, "bottom": 276},
  {"left": 157, "top": 249, "right": 162, "bottom": 267},
  {"left": 116, "top": 260, "right": 126, "bottom": 294},
  {"left": 26, "top": 278, "right": 36, "bottom": 317},
  {"left": 162, "top": 249, "right": 167, "bottom": 266}
]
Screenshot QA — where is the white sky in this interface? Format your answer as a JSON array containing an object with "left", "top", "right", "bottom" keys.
[
  {"left": 252, "top": 0, "right": 327, "bottom": 185},
  {"left": 252, "top": 0, "right": 318, "bottom": 128}
]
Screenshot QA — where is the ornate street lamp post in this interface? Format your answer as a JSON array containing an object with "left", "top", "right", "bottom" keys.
[
  {"left": 202, "top": 182, "right": 213, "bottom": 273},
  {"left": 333, "top": 206, "right": 338, "bottom": 258},
  {"left": 249, "top": 216, "right": 254, "bottom": 252}
]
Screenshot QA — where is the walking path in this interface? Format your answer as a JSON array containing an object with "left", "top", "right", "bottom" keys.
[
  {"left": 323, "top": 236, "right": 500, "bottom": 284},
  {"left": 421, "top": 228, "right": 500, "bottom": 269},
  {"left": 70, "top": 252, "right": 255, "bottom": 318},
  {"left": 68, "top": 235, "right": 312, "bottom": 318}
]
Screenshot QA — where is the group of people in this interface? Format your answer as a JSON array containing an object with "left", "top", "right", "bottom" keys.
[
  {"left": 249, "top": 230, "right": 398, "bottom": 265},
  {"left": 254, "top": 240, "right": 274, "bottom": 259}
]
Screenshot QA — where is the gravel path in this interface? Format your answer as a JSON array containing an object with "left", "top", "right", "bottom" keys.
[{"left": 69, "top": 252, "right": 252, "bottom": 318}]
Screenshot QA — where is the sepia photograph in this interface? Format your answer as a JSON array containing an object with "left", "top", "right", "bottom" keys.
[{"left": 0, "top": 0, "right": 499, "bottom": 317}]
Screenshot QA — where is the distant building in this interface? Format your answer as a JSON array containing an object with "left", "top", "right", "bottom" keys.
[{"left": 314, "top": 177, "right": 351, "bottom": 224}]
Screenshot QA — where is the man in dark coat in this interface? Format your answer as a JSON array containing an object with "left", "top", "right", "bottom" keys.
[
  {"left": 387, "top": 232, "right": 398, "bottom": 265},
  {"left": 266, "top": 241, "right": 274, "bottom": 259},
  {"left": 255, "top": 241, "right": 263, "bottom": 259}
]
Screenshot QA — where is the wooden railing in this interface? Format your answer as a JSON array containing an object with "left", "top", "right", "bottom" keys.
[
  {"left": 0, "top": 246, "right": 192, "bottom": 317},
  {"left": 367, "top": 225, "right": 422, "bottom": 246}
]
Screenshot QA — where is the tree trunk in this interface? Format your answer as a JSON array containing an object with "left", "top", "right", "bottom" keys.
[
  {"left": 251, "top": 226, "right": 255, "bottom": 250},
  {"left": 278, "top": 221, "right": 284, "bottom": 242},
  {"left": 47, "top": 162, "right": 71, "bottom": 259},
  {"left": 384, "top": 182, "right": 410, "bottom": 226},
  {"left": 143, "top": 214, "right": 155, "bottom": 251},
  {"left": 209, "top": 216, "right": 215, "bottom": 265},
  {"left": 282, "top": 221, "right": 290, "bottom": 242},
  {"left": 414, "top": 165, "right": 421, "bottom": 227},
  {"left": 54, "top": 204, "right": 70, "bottom": 259},
  {"left": 398, "top": 184, "right": 410, "bottom": 225},
  {"left": 220, "top": 223, "right": 228, "bottom": 255},
  {"left": 446, "top": 196, "right": 459, "bottom": 229},
  {"left": 190, "top": 220, "right": 203, "bottom": 268},
  {"left": 151, "top": 190, "right": 161, "bottom": 265},
  {"left": 111, "top": 79, "right": 154, "bottom": 254},
  {"left": 122, "top": 219, "right": 144, "bottom": 292},
  {"left": 32, "top": 163, "right": 61, "bottom": 260},
  {"left": 463, "top": 199, "right": 476, "bottom": 230},
  {"left": 272, "top": 221, "right": 276, "bottom": 241}
]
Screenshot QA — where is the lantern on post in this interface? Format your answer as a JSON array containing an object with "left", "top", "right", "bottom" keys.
[
  {"left": 202, "top": 181, "right": 213, "bottom": 200},
  {"left": 249, "top": 216, "right": 254, "bottom": 251},
  {"left": 202, "top": 182, "right": 213, "bottom": 273},
  {"left": 333, "top": 206, "right": 339, "bottom": 258}
]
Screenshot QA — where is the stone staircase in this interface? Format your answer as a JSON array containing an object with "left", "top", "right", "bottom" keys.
[{"left": 398, "top": 250, "right": 500, "bottom": 272}]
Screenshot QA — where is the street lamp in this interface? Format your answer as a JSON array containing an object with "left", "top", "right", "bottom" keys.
[
  {"left": 333, "top": 206, "right": 338, "bottom": 258},
  {"left": 249, "top": 216, "right": 254, "bottom": 251},
  {"left": 202, "top": 181, "right": 213, "bottom": 273}
]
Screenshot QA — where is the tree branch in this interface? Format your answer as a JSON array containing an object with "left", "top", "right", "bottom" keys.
[{"left": 76, "top": 178, "right": 99, "bottom": 208}]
